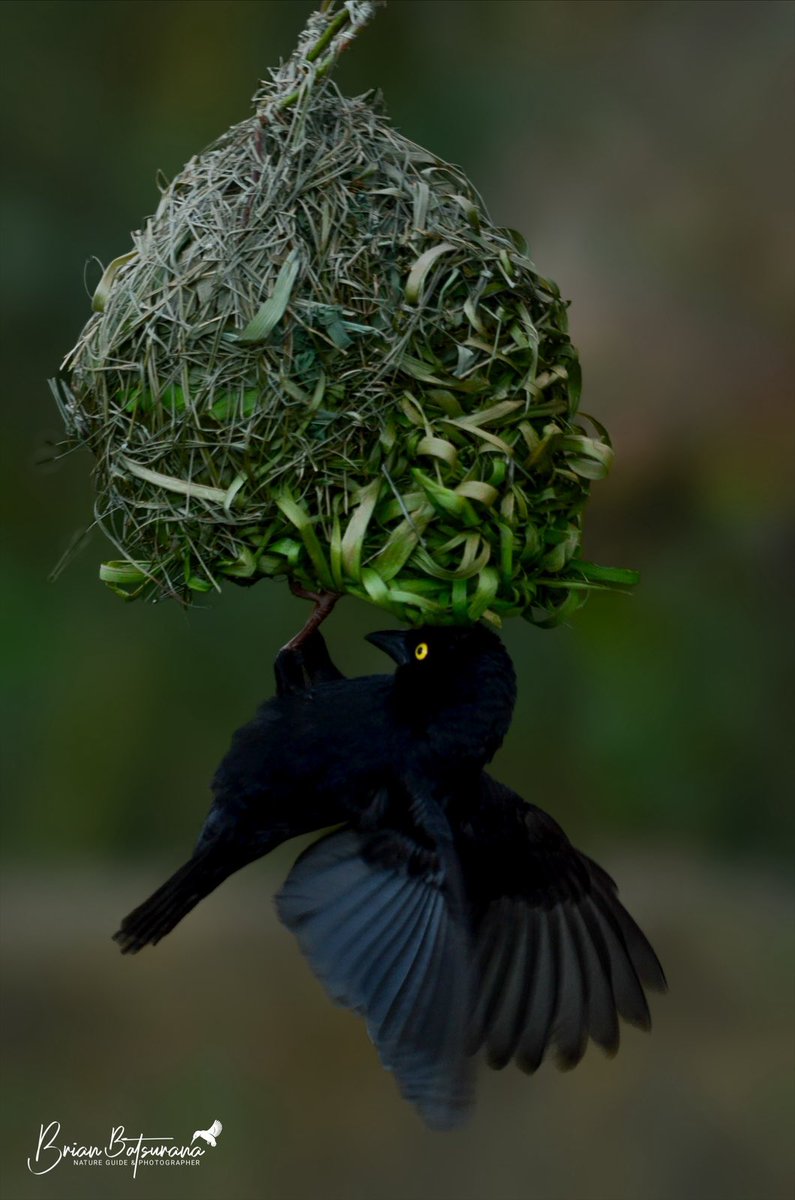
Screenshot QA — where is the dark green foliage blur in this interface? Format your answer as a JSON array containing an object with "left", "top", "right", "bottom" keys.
[{"left": 1, "top": 4, "right": 793, "bottom": 1200}]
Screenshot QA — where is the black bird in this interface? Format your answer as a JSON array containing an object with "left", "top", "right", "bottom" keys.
[
  {"left": 114, "top": 626, "right": 665, "bottom": 1127},
  {"left": 113, "top": 623, "right": 515, "bottom": 961}
]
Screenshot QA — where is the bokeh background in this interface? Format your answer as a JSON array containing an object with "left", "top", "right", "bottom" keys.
[{"left": 2, "top": 2, "right": 793, "bottom": 1198}]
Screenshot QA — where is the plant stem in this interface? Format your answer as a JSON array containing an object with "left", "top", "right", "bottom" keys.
[
  {"left": 305, "top": 5, "right": 351, "bottom": 64},
  {"left": 254, "top": 1, "right": 381, "bottom": 115}
]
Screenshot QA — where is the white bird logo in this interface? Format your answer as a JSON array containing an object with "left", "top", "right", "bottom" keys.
[{"left": 191, "top": 1119, "right": 222, "bottom": 1147}]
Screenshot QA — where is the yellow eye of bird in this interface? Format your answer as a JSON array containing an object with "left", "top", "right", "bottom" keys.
[{"left": 414, "top": 642, "right": 429, "bottom": 661}]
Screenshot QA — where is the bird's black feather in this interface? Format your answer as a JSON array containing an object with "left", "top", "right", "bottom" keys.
[
  {"left": 276, "top": 825, "right": 473, "bottom": 1129},
  {"left": 454, "top": 775, "right": 667, "bottom": 1075}
]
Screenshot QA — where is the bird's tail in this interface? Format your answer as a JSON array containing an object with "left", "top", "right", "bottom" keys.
[{"left": 113, "top": 843, "right": 242, "bottom": 954}]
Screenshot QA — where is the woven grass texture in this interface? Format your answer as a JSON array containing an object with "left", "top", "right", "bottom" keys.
[{"left": 54, "top": 1, "right": 637, "bottom": 626}]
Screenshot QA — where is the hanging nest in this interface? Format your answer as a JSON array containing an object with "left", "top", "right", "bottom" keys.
[{"left": 54, "top": 0, "right": 637, "bottom": 627}]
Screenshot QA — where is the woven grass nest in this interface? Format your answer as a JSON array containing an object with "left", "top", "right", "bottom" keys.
[{"left": 54, "top": 0, "right": 637, "bottom": 627}]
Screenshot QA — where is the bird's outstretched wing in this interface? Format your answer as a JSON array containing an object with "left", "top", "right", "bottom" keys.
[
  {"left": 456, "top": 775, "right": 667, "bottom": 1074},
  {"left": 208, "top": 1119, "right": 222, "bottom": 1138},
  {"left": 276, "top": 824, "right": 473, "bottom": 1129}
]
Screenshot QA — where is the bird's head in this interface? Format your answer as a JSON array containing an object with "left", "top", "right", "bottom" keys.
[{"left": 365, "top": 624, "right": 517, "bottom": 763}]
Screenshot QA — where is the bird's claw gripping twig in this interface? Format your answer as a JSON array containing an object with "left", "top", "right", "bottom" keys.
[{"left": 283, "top": 581, "right": 340, "bottom": 651}]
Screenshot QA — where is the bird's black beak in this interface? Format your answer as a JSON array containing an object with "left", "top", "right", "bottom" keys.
[{"left": 365, "top": 629, "right": 411, "bottom": 666}]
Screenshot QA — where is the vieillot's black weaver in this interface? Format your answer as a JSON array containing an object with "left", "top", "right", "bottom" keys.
[{"left": 114, "top": 626, "right": 666, "bottom": 1128}]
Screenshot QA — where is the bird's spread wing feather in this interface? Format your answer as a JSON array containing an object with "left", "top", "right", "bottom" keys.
[
  {"left": 461, "top": 778, "right": 666, "bottom": 1074},
  {"left": 276, "top": 826, "right": 473, "bottom": 1128}
]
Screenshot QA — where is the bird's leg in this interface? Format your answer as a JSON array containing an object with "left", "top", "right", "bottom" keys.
[
  {"left": 281, "top": 581, "right": 340, "bottom": 649},
  {"left": 275, "top": 585, "right": 340, "bottom": 695}
]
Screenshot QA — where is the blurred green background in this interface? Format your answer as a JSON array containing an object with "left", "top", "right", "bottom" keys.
[{"left": 1, "top": 2, "right": 793, "bottom": 1198}]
